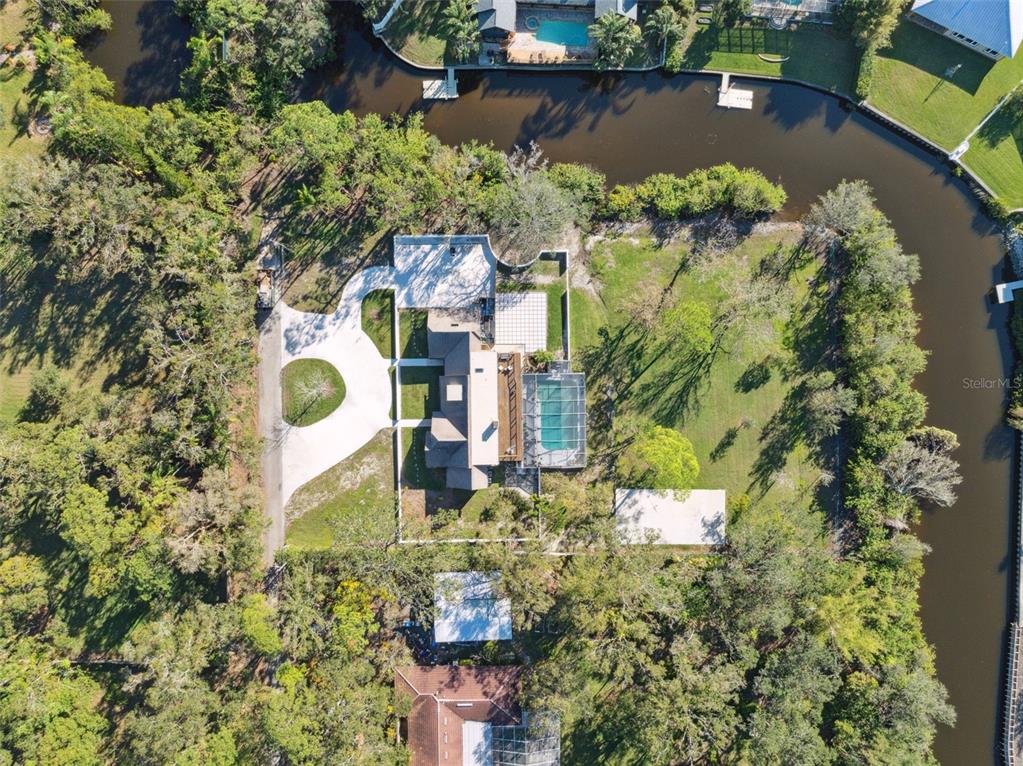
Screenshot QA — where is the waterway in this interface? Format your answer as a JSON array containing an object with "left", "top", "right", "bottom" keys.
[{"left": 87, "top": 4, "right": 1015, "bottom": 763}]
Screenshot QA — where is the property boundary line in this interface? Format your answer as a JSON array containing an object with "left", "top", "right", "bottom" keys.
[{"left": 1006, "top": 432, "right": 1023, "bottom": 766}]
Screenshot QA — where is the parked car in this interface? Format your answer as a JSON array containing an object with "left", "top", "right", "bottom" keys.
[{"left": 256, "top": 268, "right": 276, "bottom": 309}]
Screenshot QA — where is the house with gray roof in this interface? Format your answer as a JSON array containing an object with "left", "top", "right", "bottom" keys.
[{"left": 909, "top": 0, "right": 1023, "bottom": 60}]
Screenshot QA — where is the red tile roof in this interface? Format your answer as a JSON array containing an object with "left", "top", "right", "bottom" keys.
[{"left": 395, "top": 666, "right": 524, "bottom": 766}]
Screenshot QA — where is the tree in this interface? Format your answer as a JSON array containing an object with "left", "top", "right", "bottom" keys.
[
  {"left": 590, "top": 12, "right": 642, "bottom": 70},
  {"left": 644, "top": 5, "right": 683, "bottom": 61},
  {"left": 837, "top": 0, "right": 909, "bottom": 49},
  {"left": 657, "top": 300, "right": 714, "bottom": 357},
  {"left": 617, "top": 425, "right": 700, "bottom": 491},
  {"left": 881, "top": 438, "right": 962, "bottom": 507},
  {"left": 488, "top": 143, "right": 574, "bottom": 263},
  {"left": 20, "top": 364, "right": 69, "bottom": 422},
  {"left": 713, "top": 0, "right": 752, "bottom": 27},
  {"left": 806, "top": 372, "right": 858, "bottom": 438},
  {"left": 443, "top": 0, "right": 480, "bottom": 63}
]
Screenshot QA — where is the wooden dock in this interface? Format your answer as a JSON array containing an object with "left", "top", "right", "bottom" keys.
[
  {"left": 717, "top": 72, "right": 753, "bottom": 110},
  {"left": 423, "top": 67, "right": 458, "bottom": 100}
]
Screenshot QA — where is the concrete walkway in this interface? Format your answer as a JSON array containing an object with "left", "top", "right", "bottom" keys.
[
  {"left": 258, "top": 306, "right": 284, "bottom": 566},
  {"left": 273, "top": 235, "right": 497, "bottom": 517}
]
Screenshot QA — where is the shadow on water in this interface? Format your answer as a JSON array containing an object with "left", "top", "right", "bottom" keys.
[{"left": 84, "top": 1, "right": 191, "bottom": 106}]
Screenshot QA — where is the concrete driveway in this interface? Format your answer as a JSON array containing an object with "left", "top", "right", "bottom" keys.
[{"left": 263, "top": 236, "right": 497, "bottom": 558}]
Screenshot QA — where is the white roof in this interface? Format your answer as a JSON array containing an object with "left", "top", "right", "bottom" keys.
[
  {"left": 463, "top": 721, "right": 493, "bottom": 766},
  {"left": 392, "top": 235, "right": 495, "bottom": 310},
  {"left": 614, "top": 489, "right": 726, "bottom": 545},
  {"left": 494, "top": 291, "right": 548, "bottom": 353},
  {"left": 434, "top": 571, "right": 513, "bottom": 643}
]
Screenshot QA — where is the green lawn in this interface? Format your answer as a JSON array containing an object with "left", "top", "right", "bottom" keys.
[
  {"left": 400, "top": 427, "right": 446, "bottom": 491},
  {"left": 361, "top": 289, "right": 394, "bottom": 359},
  {"left": 399, "top": 309, "right": 429, "bottom": 358},
  {"left": 577, "top": 229, "right": 821, "bottom": 505},
  {"left": 285, "top": 429, "right": 396, "bottom": 550},
  {"left": 0, "top": 2, "right": 46, "bottom": 163},
  {"left": 380, "top": 0, "right": 448, "bottom": 67},
  {"left": 399, "top": 365, "right": 440, "bottom": 420},
  {"left": 871, "top": 21, "right": 1023, "bottom": 151},
  {"left": 963, "top": 108, "right": 1023, "bottom": 207},
  {"left": 682, "top": 19, "right": 858, "bottom": 93},
  {"left": 281, "top": 358, "right": 345, "bottom": 427}
]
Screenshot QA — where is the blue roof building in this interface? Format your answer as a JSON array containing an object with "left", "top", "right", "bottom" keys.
[{"left": 909, "top": 0, "right": 1023, "bottom": 60}]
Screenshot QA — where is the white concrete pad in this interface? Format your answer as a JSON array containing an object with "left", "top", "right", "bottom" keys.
[
  {"left": 997, "top": 280, "right": 1023, "bottom": 303},
  {"left": 393, "top": 235, "right": 495, "bottom": 309},
  {"left": 615, "top": 488, "right": 726, "bottom": 545}
]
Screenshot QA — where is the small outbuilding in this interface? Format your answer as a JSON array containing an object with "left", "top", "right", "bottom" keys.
[
  {"left": 614, "top": 488, "right": 726, "bottom": 546},
  {"left": 434, "top": 571, "right": 513, "bottom": 643}
]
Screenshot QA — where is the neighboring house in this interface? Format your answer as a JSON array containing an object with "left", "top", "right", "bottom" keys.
[
  {"left": 434, "top": 571, "right": 513, "bottom": 643},
  {"left": 615, "top": 488, "right": 727, "bottom": 545},
  {"left": 475, "top": 0, "right": 638, "bottom": 42},
  {"left": 909, "top": 0, "right": 1023, "bottom": 60},
  {"left": 395, "top": 665, "right": 561, "bottom": 766}
]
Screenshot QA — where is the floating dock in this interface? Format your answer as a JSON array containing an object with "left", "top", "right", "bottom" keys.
[
  {"left": 423, "top": 67, "right": 458, "bottom": 100},
  {"left": 717, "top": 72, "right": 753, "bottom": 110}
]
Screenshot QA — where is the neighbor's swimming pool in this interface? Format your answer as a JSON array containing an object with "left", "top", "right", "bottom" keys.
[{"left": 535, "top": 20, "right": 590, "bottom": 48}]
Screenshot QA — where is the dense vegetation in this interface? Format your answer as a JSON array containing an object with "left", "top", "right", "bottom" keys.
[{"left": 0, "top": 5, "right": 956, "bottom": 766}]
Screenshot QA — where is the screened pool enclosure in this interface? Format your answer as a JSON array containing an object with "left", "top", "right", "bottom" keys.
[{"left": 522, "top": 371, "right": 586, "bottom": 470}]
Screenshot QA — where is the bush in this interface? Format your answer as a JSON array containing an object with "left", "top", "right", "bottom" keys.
[
  {"left": 664, "top": 39, "right": 685, "bottom": 74},
  {"left": 636, "top": 164, "right": 786, "bottom": 219},
  {"left": 604, "top": 184, "right": 643, "bottom": 221},
  {"left": 668, "top": 0, "right": 695, "bottom": 17},
  {"left": 855, "top": 44, "right": 876, "bottom": 101},
  {"left": 549, "top": 162, "right": 607, "bottom": 221}
]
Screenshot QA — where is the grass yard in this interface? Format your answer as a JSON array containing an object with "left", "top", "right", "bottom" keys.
[
  {"left": 399, "top": 365, "right": 440, "bottom": 420},
  {"left": 400, "top": 427, "right": 446, "bottom": 491},
  {"left": 380, "top": 0, "right": 448, "bottom": 67},
  {"left": 871, "top": 21, "right": 1023, "bottom": 151},
  {"left": 361, "top": 289, "right": 394, "bottom": 358},
  {"left": 578, "top": 227, "right": 823, "bottom": 507},
  {"left": 285, "top": 429, "right": 396, "bottom": 550},
  {"left": 682, "top": 18, "right": 858, "bottom": 93},
  {"left": 545, "top": 283, "right": 566, "bottom": 355},
  {"left": 963, "top": 109, "right": 1023, "bottom": 208},
  {"left": 281, "top": 358, "right": 346, "bottom": 427},
  {"left": 0, "top": 2, "right": 46, "bottom": 164},
  {"left": 399, "top": 309, "right": 429, "bottom": 358}
]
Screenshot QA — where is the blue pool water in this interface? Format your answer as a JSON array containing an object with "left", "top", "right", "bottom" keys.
[{"left": 535, "top": 20, "right": 591, "bottom": 48}]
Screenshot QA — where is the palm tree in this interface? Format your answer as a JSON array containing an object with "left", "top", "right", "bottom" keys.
[
  {"left": 644, "top": 6, "right": 683, "bottom": 63},
  {"left": 443, "top": 0, "right": 481, "bottom": 64},
  {"left": 589, "top": 12, "right": 642, "bottom": 70}
]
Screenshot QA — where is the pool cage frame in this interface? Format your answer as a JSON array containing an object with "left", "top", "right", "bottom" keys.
[
  {"left": 492, "top": 712, "right": 562, "bottom": 766},
  {"left": 521, "top": 371, "right": 586, "bottom": 470}
]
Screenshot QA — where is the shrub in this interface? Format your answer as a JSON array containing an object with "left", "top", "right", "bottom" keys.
[
  {"left": 549, "top": 162, "right": 607, "bottom": 221},
  {"left": 855, "top": 44, "right": 876, "bottom": 101},
  {"left": 604, "top": 183, "right": 643, "bottom": 221},
  {"left": 241, "top": 594, "right": 283, "bottom": 655},
  {"left": 664, "top": 39, "right": 685, "bottom": 74}
]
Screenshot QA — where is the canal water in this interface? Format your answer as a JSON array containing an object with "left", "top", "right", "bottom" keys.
[{"left": 88, "top": 3, "right": 1014, "bottom": 763}]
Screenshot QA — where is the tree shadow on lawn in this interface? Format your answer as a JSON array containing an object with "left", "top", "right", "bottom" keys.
[
  {"left": 0, "top": 252, "right": 148, "bottom": 392},
  {"left": 879, "top": 22, "right": 992, "bottom": 98},
  {"left": 976, "top": 106, "right": 1023, "bottom": 161}
]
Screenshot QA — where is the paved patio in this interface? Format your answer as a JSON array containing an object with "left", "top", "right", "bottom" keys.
[{"left": 275, "top": 236, "right": 497, "bottom": 511}]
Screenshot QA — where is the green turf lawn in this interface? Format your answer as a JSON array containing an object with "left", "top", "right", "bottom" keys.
[
  {"left": 871, "top": 21, "right": 1023, "bottom": 151},
  {"left": 962, "top": 108, "right": 1023, "bottom": 208},
  {"left": 361, "top": 289, "right": 394, "bottom": 358},
  {"left": 577, "top": 229, "right": 821, "bottom": 506},
  {"left": 400, "top": 427, "right": 446, "bottom": 491},
  {"left": 399, "top": 365, "right": 440, "bottom": 420},
  {"left": 281, "top": 358, "right": 346, "bottom": 427},
  {"left": 285, "top": 429, "right": 396, "bottom": 550},
  {"left": 399, "top": 309, "right": 429, "bottom": 358},
  {"left": 380, "top": 0, "right": 448, "bottom": 67},
  {"left": 682, "top": 18, "right": 858, "bottom": 93}
]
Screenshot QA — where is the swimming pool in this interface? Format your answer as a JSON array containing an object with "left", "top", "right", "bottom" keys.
[{"left": 535, "top": 20, "right": 591, "bottom": 48}]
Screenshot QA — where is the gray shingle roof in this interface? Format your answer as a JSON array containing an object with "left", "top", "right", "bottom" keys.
[
  {"left": 477, "top": 0, "right": 516, "bottom": 32},
  {"left": 911, "top": 0, "right": 1023, "bottom": 58}
]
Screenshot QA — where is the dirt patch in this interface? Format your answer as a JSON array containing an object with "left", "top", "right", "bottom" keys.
[{"left": 285, "top": 436, "right": 390, "bottom": 523}]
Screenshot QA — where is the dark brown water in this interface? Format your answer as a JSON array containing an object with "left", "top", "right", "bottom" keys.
[{"left": 88, "top": 4, "right": 1014, "bottom": 763}]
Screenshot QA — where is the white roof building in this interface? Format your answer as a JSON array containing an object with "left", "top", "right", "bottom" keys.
[
  {"left": 614, "top": 489, "right": 726, "bottom": 546},
  {"left": 434, "top": 572, "right": 513, "bottom": 643}
]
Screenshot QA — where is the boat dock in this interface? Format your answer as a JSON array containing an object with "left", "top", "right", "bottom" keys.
[
  {"left": 423, "top": 67, "right": 458, "bottom": 100},
  {"left": 718, "top": 72, "right": 753, "bottom": 110}
]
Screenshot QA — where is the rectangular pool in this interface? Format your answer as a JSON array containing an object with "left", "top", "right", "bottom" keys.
[{"left": 535, "top": 20, "right": 591, "bottom": 48}]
